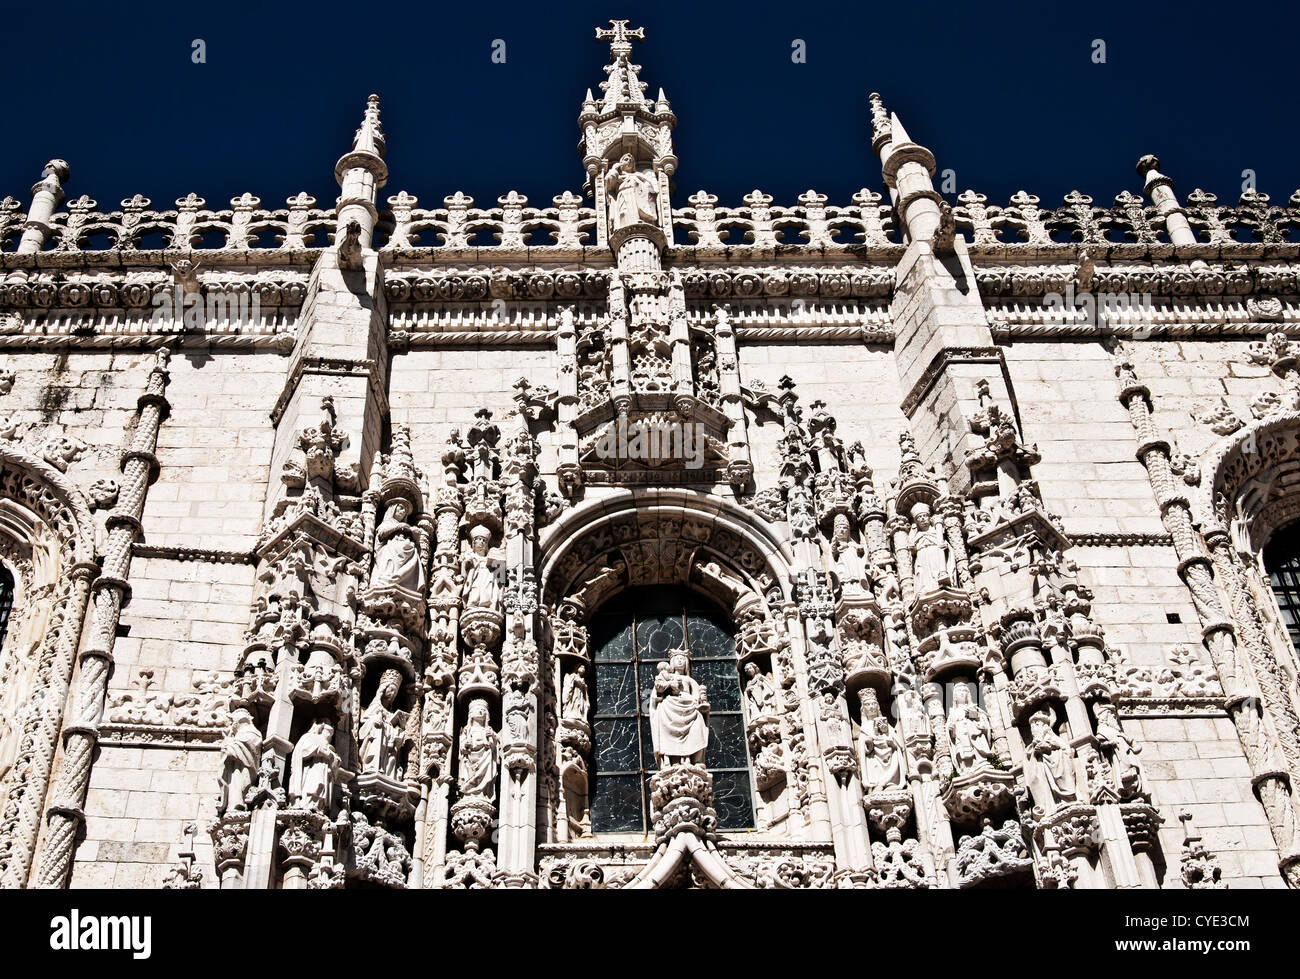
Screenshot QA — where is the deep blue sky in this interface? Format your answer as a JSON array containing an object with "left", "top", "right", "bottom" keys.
[{"left": 1, "top": 0, "right": 1295, "bottom": 216}]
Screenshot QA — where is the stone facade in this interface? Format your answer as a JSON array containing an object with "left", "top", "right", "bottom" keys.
[{"left": 0, "top": 22, "right": 1297, "bottom": 889}]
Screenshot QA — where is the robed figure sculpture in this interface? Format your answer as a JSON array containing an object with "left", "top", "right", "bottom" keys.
[{"left": 649, "top": 651, "right": 709, "bottom": 768}]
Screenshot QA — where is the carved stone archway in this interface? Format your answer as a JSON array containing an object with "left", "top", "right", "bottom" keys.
[
  {"left": 536, "top": 489, "right": 819, "bottom": 888},
  {"left": 0, "top": 444, "right": 96, "bottom": 888}
]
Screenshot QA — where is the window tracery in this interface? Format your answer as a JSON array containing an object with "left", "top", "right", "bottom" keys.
[{"left": 588, "top": 587, "right": 753, "bottom": 834}]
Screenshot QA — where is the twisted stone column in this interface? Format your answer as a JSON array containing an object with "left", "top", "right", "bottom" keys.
[
  {"left": 1116, "top": 362, "right": 1300, "bottom": 884},
  {"left": 0, "top": 561, "right": 95, "bottom": 888},
  {"left": 37, "top": 349, "right": 170, "bottom": 887}
]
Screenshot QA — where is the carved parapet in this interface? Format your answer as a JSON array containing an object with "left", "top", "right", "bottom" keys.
[
  {"left": 649, "top": 763, "right": 718, "bottom": 843},
  {"left": 941, "top": 767, "right": 1017, "bottom": 828},
  {"left": 449, "top": 796, "right": 496, "bottom": 845}
]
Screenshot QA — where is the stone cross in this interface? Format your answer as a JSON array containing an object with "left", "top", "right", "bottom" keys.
[{"left": 595, "top": 20, "right": 645, "bottom": 54}]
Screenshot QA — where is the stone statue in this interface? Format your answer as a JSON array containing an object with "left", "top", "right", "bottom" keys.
[
  {"left": 371, "top": 499, "right": 424, "bottom": 593},
  {"left": 459, "top": 698, "right": 499, "bottom": 802},
  {"left": 649, "top": 651, "right": 709, "bottom": 767},
  {"left": 605, "top": 153, "right": 658, "bottom": 231},
  {"left": 358, "top": 668, "right": 408, "bottom": 779},
  {"left": 742, "top": 662, "right": 777, "bottom": 721},
  {"left": 947, "top": 683, "right": 995, "bottom": 775},
  {"left": 504, "top": 685, "right": 535, "bottom": 743},
  {"left": 216, "top": 707, "right": 262, "bottom": 813},
  {"left": 909, "top": 501, "right": 956, "bottom": 596},
  {"left": 462, "top": 525, "right": 503, "bottom": 611},
  {"left": 1027, "top": 710, "right": 1076, "bottom": 804},
  {"left": 862, "top": 715, "right": 907, "bottom": 794},
  {"left": 289, "top": 720, "right": 340, "bottom": 813},
  {"left": 1094, "top": 702, "right": 1144, "bottom": 797},
  {"left": 562, "top": 665, "right": 589, "bottom": 721}
]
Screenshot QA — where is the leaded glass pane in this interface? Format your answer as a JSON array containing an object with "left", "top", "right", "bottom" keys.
[
  {"left": 686, "top": 613, "right": 734, "bottom": 658},
  {"left": 588, "top": 585, "right": 755, "bottom": 835},
  {"left": 712, "top": 770, "right": 755, "bottom": 830},
  {"left": 594, "top": 717, "right": 640, "bottom": 772},
  {"left": 636, "top": 614, "right": 684, "bottom": 658},
  {"left": 1266, "top": 523, "right": 1300, "bottom": 655},
  {"left": 590, "top": 774, "right": 644, "bottom": 833},
  {"left": 692, "top": 659, "right": 741, "bottom": 711},
  {"left": 595, "top": 662, "right": 637, "bottom": 716},
  {"left": 592, "top": 619, "right": 635, "bottom": 661},
  {"left": 0, "top": 565, "right": 12, "bottom": 651},
  {"left": 705, "top": 714, "right": 749, "bottom": 770}
]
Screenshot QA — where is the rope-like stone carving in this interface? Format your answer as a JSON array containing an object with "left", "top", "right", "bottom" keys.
[{"left": 36, "top": 348, "right": 170, "bottom": 887}]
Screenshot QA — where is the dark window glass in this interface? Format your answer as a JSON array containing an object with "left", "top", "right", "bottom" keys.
[
  {"left": 0, "top": 564, "right": 12, "bottom": 651},
  {"left": 1266, "top": 523, "right": 1300, "bottom": 656},
  {"left": 588, "top": 586, "right": 754, "bottom": 834}
]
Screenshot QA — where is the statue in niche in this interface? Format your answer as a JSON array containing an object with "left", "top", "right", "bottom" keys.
[
  {"left": 909, "top": 501, "right": 956, "bottom": 596},
  {"left": 786, "top": 483, "right": 817, "bottom": 539},
  {"left": 358, "top": 668, "right": 409, "bottom": 780},
  {"left": 1093, "top": 702, "right": 1144, "bottom": 797},
  {"left": 462, "top": 525, "right": 503, "bottom": 611},
  {"left": 562, "top": 665, "right": 589, "bottom": 722},
  {"left": 216, "top": 707, "right": 262, "bottom": 813},
  {"left": 649, "top": 651, "right": 709, "bottom": 768},
  {"left": 458, "top": 698, "right": 499, "bottom": 802},
  {"left": 504, "top": 685, "right": 535, "bottom": 743},
  {"left": 1027, "top": 710, "right": 1076, "bottom": 804},
  {"left": 947, "top": 683, "right": 995, "bottom": 775},
  {"left": 861, "top": 714, "right": 907, "bottom": 794},
  {"left": 742, "top": 662, "right": 777, "bottom": 721},
  {"left": 371, "top": 499, "right": 424, "bottom": 593},
  {"left": 819, "top": 692, "right": 851, "bottom": 746},
  {"left": 289, "top": 719, "right": 340, "bottom": 813},
  {"left": 605, "top": 153, "right": 659, "bottom": 232}
]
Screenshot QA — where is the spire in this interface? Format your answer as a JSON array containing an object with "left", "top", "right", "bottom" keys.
[
  {"left": 594, "top": 19, "right": 649, "bottom": 110},
  {"left": 870, "top": 93, "right": 943, "bottom": 247},
  {"left": 334, "top": 94, "right": 390, "bottom": 252},
  {"left": 578, "top": 20, "right": 678, "bottom": 244},
  {"left": 352, "top": 93, "right": 386, "bottom": 158},
  {"left": 868, "top": 93, "right": 892, "bottom": 157}
]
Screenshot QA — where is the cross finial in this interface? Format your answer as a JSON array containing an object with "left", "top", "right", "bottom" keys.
[{"left": 595, "top": 19, "right": 645, "bottom": 55}]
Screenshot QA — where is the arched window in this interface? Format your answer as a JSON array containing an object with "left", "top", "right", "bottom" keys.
[
  {"left": 0, "top": 563, "right": 12, "bottom": 651},
  {"left": 588, "top": 585, "right": 754, "bottom": 834},
  {"left": 1265, "top": 521, "right": 1300, "bottom": 655}
]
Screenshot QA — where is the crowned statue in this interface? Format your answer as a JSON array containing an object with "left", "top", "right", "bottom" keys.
[{"left": 649, "top": 650, "right": 709, "bottom": 768}]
